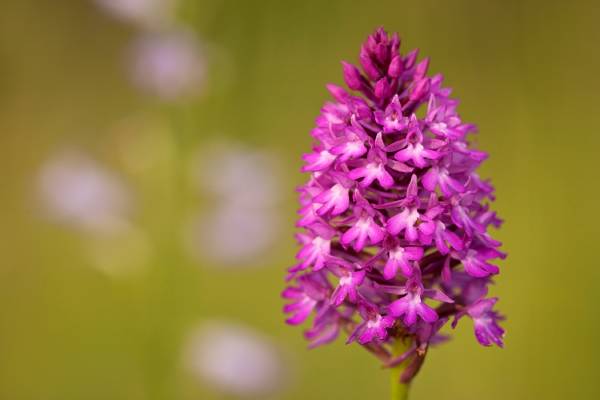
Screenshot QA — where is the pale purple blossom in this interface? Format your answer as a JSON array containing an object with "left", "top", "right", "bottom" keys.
[
  {"left": 192, "top": 142, "right": 282, "bottom": 209},
  {"left": 184, "top": 321, "right": 286, "bottom": 397},
  {"left": 186, "top": 143, "right": 283, "bottom": 266},
  {"left": 283, "top": 27, "right": 506, "bottom": 382},
  {"left": 129, "top": 30, "right": 205, "bottom": 100},
  {"left": 36, "top": 150, "right": 150, "bottom": 277},
  {"left": 186, "top": 205, "right": 279, "bottom": 266},
  {"left": 37, "top": 150, "right": 131, "bottom": 234}
]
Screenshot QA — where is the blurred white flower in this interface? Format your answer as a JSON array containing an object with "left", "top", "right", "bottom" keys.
[
  {"left": 185, "top": 143, "right": 284, "bottom": 266},
  {"left": 192, "top": 142, "right": 282, "bottom": 209},
  {"left": 185, "top": 205, "right": 279, "bottom": 266},
  {"left": 129, "top": 30, "right": 206, "bottom": 100},
  {"left": 184, "top": 321, "right": 286, "bottom": 397},
  {"left": 37, "top": 150, "right": 151, "bottom": 277},
  {"left": 94, "top": 0, "right": 176, "bottom": 28},
  {"left": 37, "top": 150, "right": 132, "bottom": 235}
]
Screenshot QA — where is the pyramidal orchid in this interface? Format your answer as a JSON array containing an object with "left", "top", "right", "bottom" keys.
[{"left": 283, "top": 27, "right": 506, "bottom": 399}]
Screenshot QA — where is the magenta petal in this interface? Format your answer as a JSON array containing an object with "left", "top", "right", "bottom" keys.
[
  {"left": 405, "top": 247, "right": 424, "bottom": 260},
  {"left": 403, "top": 309, "right": 418, "bottom": 326},
  {"left": 383, "top": 258, "right": 399, "bottom": 280},
  {"left": 422, "top": 167, "right": 438, "bottom": 191},
  {"left": 386, "top": 211, "right": 408, "bottom": 235},
  {"left": 417, "top": 304, "right": 438, "bottom": 323}
]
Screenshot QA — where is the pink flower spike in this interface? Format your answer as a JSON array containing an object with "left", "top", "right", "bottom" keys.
[{"left": 285, "top": 27, "right": 507, "bottom": 370}]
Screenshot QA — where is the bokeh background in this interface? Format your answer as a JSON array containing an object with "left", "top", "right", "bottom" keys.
[{"left": 1, "top": 0, "right": 599, "bottom": 399}]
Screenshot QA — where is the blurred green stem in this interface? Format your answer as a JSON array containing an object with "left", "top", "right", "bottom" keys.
[{"left": 390, "top": 339, "right": 411, "bottom": 400}]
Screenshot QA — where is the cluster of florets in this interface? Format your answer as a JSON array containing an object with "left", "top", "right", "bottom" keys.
[{"left": 283, "top": 28, "right": 506, "bottom": 366}]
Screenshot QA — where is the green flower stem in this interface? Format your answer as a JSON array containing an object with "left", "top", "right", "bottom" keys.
[{"left": 390, "top": 339, "right": 412, "bottom": 400}]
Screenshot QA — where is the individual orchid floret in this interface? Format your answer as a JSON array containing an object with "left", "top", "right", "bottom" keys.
[
  {"left": 282, "top": 286, "right": 318, "bottom": 325},
  {"left": 314, "top": 183, "right": 350, "bottom": 216},
  {"left": 422, "top": 164, "right": 466, "bottom": 196},
  {"left": 387, "top": 272, "right": 453, "bottom": 326},
  {"left": 331, "top": 269, "right": 366, "bottom": 306},
  {"left": 302, "top": 149, "right": 337, "bottom": 172},
  {"left": 349, "top": 305, "right": 396, "bottom": 345},
  {"left": 349, "top": 161, "right": 394, "bottom": 188},
  {"left": 283, "top": 275, "right": 329, "bottom": 325},
  {"left": 460, "top": 248, "right": 502, "bottom": 278},
  {"left": 341, "top": 215, "right": 385, "bottom": 252},
  {"left": 383, "top": 246, "right": 424, "bottom": 279},
  {"left": 453, "top": 297, "right": 505, "bottom": 347},
  {"left": 388, "top": 277, "right": 439, "bottom": 326},
  {"left": 393, "top": 117, "right": 441, "bottom": 168},
  {"left": 283, "top": 27, "right": 507, "bottom": 398},
  {"left": 433, "top": 220, "right": 464, "bottom": 255},
  {"left": 469, "top": 298, "right": 505, "bottom": 347},
  {"left": 294, "top": 232, "right": 331, "bottom": 272},
  {"left": 374, "top": 95, "right": 409, "bottom": 133},
  {"left": 331, "top": 137, "right": 368, "bottom": 161},
  {"left": 385, "top": 175, "right": 438, "bottom": 242}
]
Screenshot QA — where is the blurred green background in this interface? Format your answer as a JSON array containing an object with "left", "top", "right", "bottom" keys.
[{"left": 1, "top": 0, "right": 599, "bottom": 399}]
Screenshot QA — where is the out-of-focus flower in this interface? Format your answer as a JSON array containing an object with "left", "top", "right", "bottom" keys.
[
  {"left": 185, "top": 143, "right": 283, "bottom": 266},
  {"left": 94, "top": 0, "right": 176, "bottom": 28},
  {"left": 37, "top": 150, "right": 132, "bottom": 234},
  {"left": 129, "top": 30, "right": 206, "bottom": 100},
  {"left": 37, "top": 150, "right": 149, "bottom": 277},
  {"left": 185, "top": 205, "right": 279, "bottom": 266},
  {"left": 183, "top": 321, "right": 287, "bottom": 397},
  {"left": 283, "top": 27, "right": 506, "bottom": 385},
  {"left": 191, "top": 142, "right": 282, "bottom": 209}
]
